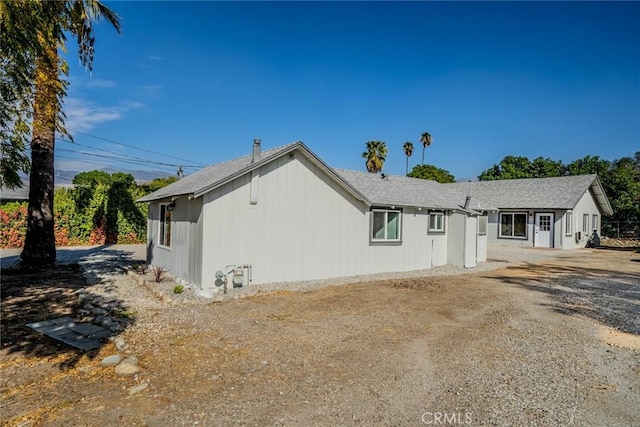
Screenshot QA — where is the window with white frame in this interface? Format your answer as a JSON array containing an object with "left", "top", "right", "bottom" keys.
[
  {"left": 592, "top": 214, "right": 598, "bottom": 232},
  {"left": 565, "top": 212, "right": 572, "bottom": 236},
  {"left": 371, "top": 209, "right": 401, "bottom": 242},
  {"left": 583, "top": 214, "right": 589, "bottom": 234},
  {"left": 159, "top": 203, "right": 172, "bottom": 247},
  {"left": 499, "top": 212, "right": 527, "bottom": 238},
  {"left": 478, "top": 215, "right": 487, "bottom": 235},
  {"left": 429, "top": 212, "right": 445, "bottom": 233}
]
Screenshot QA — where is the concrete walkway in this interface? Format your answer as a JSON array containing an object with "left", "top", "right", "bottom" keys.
[{"left": 1, "top": 244, "right": 146, "bottom": 283}]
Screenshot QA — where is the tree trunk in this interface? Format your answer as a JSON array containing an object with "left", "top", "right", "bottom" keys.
[{"left": 21, "top": 48, "right": 59, "bottom": 265}]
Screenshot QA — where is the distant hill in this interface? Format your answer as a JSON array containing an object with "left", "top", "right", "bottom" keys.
[{"left": 456, "top": 176, "right": 479, "bottom": 183}]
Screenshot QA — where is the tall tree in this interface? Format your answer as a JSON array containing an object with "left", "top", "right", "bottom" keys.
[
  {"left": 408, "top": 164, "right": 455, "bottom": 183},
  {"left": 419, "top": 131, "right": 432, "bottom": 165},
  {"left": 0, "top": 1, "right": 40, "bottom": 189},
  {"left": 362, "top": 140, "right": 387, "bottom": 173},
  {"left": 2, "top": 0, "right": 121, "bottom": 264},
  {"left": 479, "top": 156, "right": 534, "bottom": 180},
  {"left": 402, "top": 141, "right": 413, "bottom": 175}
]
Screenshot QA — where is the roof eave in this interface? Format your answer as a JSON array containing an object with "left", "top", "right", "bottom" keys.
[
  {"left": 190, "top": 141, "right": 372, "bottom": 206},
  {"left": 590, "top": 175, "right": 614, "bottom": 216}
]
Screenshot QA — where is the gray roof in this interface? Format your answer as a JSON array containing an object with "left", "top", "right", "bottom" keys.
[
  {"left": 137, "top": 141, "right": 369, "bottom": 204},
  {"left": 447, "top": 174, "right": 613, "bottom": 215},
  {"left": 1, "top": 185, "right": 29, "bottom": 202},
  {"left": 334, "top": 169, "right": 491, "bottom": 212}
]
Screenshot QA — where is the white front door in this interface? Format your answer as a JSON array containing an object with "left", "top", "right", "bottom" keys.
[{"left": 534, "top": 213, "right": 554, "bottom": 248}]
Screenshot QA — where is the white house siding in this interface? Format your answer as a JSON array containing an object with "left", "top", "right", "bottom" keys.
[
  {"left": 147, "top": 197, "right": 203, "bottom": 284},
  {"left": 447, "top": 213, "right": 480, "bottom": 268},
  {"left": 476, "top": 232, "right": 488, "bottom": 263},
  {"left": 561, "top": 190, "right": 601, "bottom": 249},
  {"left": 367, "top": 208, "right": 447, "bottom": 274},
  {"left": 198, "top": 153, "right": 445, "bottom": 288},
  {"left": 464, "top": 215, "right": 477, "bottom": 268},
  {"left": 447, "top": 213, "right": 465, "bottom": 267}
]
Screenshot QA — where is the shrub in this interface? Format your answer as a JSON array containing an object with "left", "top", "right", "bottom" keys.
[{"left": 151, "top": 265, "right": 166, "bottom": 283}]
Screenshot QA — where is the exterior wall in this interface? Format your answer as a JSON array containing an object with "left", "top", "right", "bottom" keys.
[
  {"left": 476, "top": 216, "right": 488, "bottom": 262},
  {"left": 488, "top": 210, "right": 561, "bottom": 248},
  {"left": 447, "top": 213, "right": 465, "bottom": 267},
  {"left": 147, "top": 197, "right": 203, "bottom": 285},
  {"left": 197, "top": 153, "right": 449, "bottom": 288},
  {"left": 447, "top": 213, "right": 482, "bottom": 268},
  {"left": 559, "top": 189, "right": 602, "bottom": 249},
  {"left": 464, "top": 215, "right": 477, "bottom": 268},
  {"left": 486, "top": 188, "right": 605, "bottom": 250}
]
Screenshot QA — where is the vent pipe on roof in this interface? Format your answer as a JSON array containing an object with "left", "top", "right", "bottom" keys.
[
  {"left": 252, "top": 139, "right": 261, "bottom": 163},
  {"left": 464, "top": 196, "right": 471, "bottom": 210}
]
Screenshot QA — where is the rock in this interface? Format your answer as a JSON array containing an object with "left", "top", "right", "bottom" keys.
[
  {"left": 115, "top": 360, "right": 140, "bottom": 376},
  {"left": 110, "top": 323, "right": 124, "bottom": 333},
  {"left": 95, "top": 315, "right": 113, "bottom": 326},
  {"left": 92, "top": 307, "right": 107, "bottom": 315},
  {"left": 101, "top": 355, "right": 122, "bottom": 367},
  {"left": 84, "top": 303, "right": 95, "bottom": 310},
  {"left": 129, "top": 382, "right": 149, "bottom": 395},
  {"left": 114, "top": 337, "right": 127, "bottom": 350}
]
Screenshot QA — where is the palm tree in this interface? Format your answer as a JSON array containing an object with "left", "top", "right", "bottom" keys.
[
  {"left": 420, "top": 131, "right": 432, "bottom": 165},
  {"left": 402, "top": 141, "right": 414, "bottom": 175},
  {"left": 362, "top": 140, "right": 387, "bottom": 173},
  {"left": 7, "top": 1, "right": 121, "bottom": 264}
]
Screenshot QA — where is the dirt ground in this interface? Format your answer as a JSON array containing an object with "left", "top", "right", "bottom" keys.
[{"left": 1, "top": 246, "right": 639, "bottom": 426}]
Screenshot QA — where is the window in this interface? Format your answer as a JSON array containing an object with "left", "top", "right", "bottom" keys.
[
  {"left": 429, "top": 212, "right": 445, "bottom": 233},
  {"left": 499, "top": 213, "right": 527, "bottom": 238},
  {"left": 159, "top": 203, "right": 172, "bottom": 247},
  {"left": 372, "top": 209, "right": 401, "bottom": 242},
  {"left": 583, "top": 214, "right": 589, "bottom": 234},
  {"left": 592, "top": 214, "right": 598, "bottom": 232},
  {"left": 565, "top": 212, "right": 572, "bottom": 236},
  {"left": 478, "top": 216, "right": 487, "bottom": 235}
]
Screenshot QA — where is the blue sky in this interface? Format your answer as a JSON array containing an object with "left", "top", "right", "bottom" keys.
[{"left": 58, "top": 1, "right": 639, "bottom": 181}]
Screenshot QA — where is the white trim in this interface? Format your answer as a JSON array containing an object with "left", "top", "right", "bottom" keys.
[
  {"left": 158, "top": 203, "right": 172, "bottom": 249},
  {"left": 565, "top": 211, "right": 573, "bottom": 236},
  {"left": 428, "top": 212, "right": 445, "bottom": 233},
  {"left": 371, "top": 208, "right": 402, "bottom": 242},
  {"left": 499, "top": 212, "right": 528, "bottom": 239},
  {"left": 534, "top": 212, "right": 554, "bottom": 248},
  {"left": 478, "top": 215, "right": 487, "bottom": 236}
]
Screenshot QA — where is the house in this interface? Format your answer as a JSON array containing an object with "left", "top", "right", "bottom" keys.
[
  {"left": 447, "top": 175, "right": 613, "bottom": 249},
  {"left": 0, "top": 184, "right": 29, "bottom": 204},
  {"left": 137, "top": 140, "right": 489, "bottom": 292}
]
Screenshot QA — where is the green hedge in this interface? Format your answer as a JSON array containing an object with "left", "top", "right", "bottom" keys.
[{"left": 1, "top": 180, "right": 151, "bottom": 248}]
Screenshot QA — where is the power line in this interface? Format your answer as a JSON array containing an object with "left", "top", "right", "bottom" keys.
[
  {"left": 66, "top": 128, "right": 209, "bottom": 167},
  {"left": 55, "top": 154, "right": 178, "bottom": 175},
  {"left": 57, "top": 138, "right": 202, "bottom": 170}
]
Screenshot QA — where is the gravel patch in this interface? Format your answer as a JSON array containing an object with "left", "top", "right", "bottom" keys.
[{"left": 139, "top": 245, "right": 579, "bottom": 303}]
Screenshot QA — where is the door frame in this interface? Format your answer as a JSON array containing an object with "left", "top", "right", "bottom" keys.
[{"left": 534, "top": 212, "right": 554, "bottom": 248}]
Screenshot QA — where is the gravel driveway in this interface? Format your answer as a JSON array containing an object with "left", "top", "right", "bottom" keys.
[{"left": 1, "top": 245, "right": 638, "bottom": 426}]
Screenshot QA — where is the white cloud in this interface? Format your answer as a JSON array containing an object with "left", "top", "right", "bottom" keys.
[
  {"left": 63, "top": 98, "right": 144, "bottom": 131},
  {"left": 136, "top": 84, "right": 163, "bottom": 97},
  {"left": 86, "top": 78, "right": 117, "bottom": 88},
  {"left": 147, "top": 55, "right": 163, "bottom": 61}
]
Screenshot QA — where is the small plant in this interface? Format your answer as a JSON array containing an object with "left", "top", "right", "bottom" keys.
[
  {"left": 114, "top": 309, "right": 138, "bottom": 319},
  {"left": 137, "top": 262, "right": 148, "bottom": 275},
  {"left": 173, "top": 284, "right": 184, "bottom": 294},
  {"left": 151, "top": 265, "right": 166, "bottom": 283}
]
